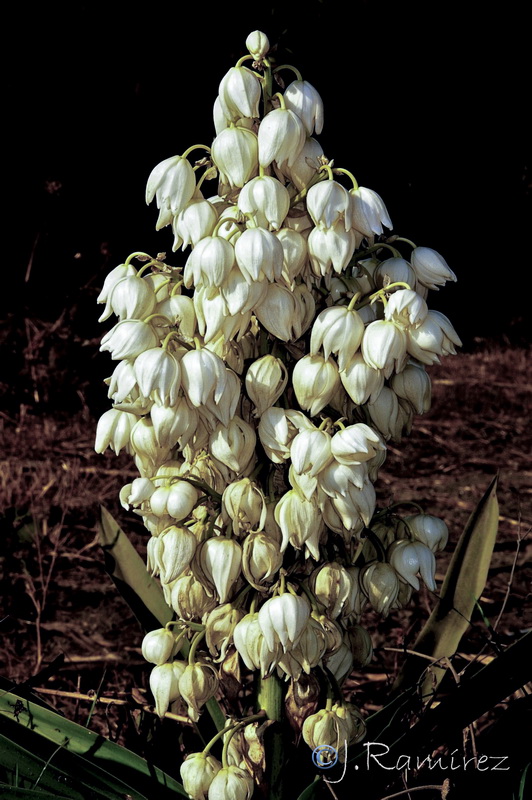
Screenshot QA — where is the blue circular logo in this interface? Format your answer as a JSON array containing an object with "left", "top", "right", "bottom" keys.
[{"left": 312, "top": 744, "right": 338, "bottom": 769}]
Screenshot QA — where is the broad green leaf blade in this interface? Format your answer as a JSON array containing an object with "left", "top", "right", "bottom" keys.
[
  {"left": 0, "top": 732, "right": 85, "bottom": 800},
  {"left": 393, "top": 475, "right": 499, "bottom": 694},
  {"left": 296, "top": 775, "right": 322, "bottom": 800},
  {"left": 0, "top": 784, "right": 74, "bottom": 799},
  {"left": 0, "top": 690, "right": 187, "bottom": 798},
  {"left": 99, "top": 505, "right": 172, "bottom": 628}
]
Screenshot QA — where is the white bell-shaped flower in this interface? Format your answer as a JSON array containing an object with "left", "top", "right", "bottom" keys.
[
  {"left": 374, "top": 257, "right": 416, "bottom": 290},
  {"left": 180, "top": 348, "right": 227, "bottom": 409},
  {"left": 174, "top": 199, "right": 218, "bottom": 249},
  {"left": 237, "top": 175, "right": 290, "bottom": 230},
  {"left": 100, "top": 319, "right": 158, "bottom": 361},
  {"left": 157, "top": 525, "right": 197, "bottom": 584},
  {"left": 254, "top": 283, "right": 301, "bottom": 341},
  {"left": 209, "top": 417, "right": 256, "bottom": 474},
  {"left": 367, "top": 387, "right": 404, "bottom": 441},
  {"left": 411, "top": 246, "right": 457, "bottom": 290},
  {"left": 150, "top": 398, "right": 198, "bottom": 448},
  {"left": 361, "top": 320, "right": 408, "bottom": 378},
  {"left": 258, "top": 106, "right": 306, "bottom": 168},
  {"left": 274, "top": 490, "right": 323, "bottom": 560},
  {"left": 275, "top": 228, "right": 308, "bottom": 286},
  {"left": 391, "top": 363, "right": 431, "bottom": 414},
  {"left": 220, "top": 267, "right": 268, "bottom": 315},
  {"left": 94, "top": 408, "right": 137, "bottom": 454},
  {"left": 146, "top": 154, "right": 196, "bottom": 215},
  {"left": 180, "top": 751, "right": 222, "bottom": 800},
  {"left": 97, "top": 263, "right": 137, "bottom": 321},
  {"left": 218, "top": 66, "right": 261, "bottom": 120},
  {"left": 340, "top": 352, "right": 384, "bottom": 405},
  {"left": 134, "top": 347, "right": 181, "bottom": 407},
  {"left": 222, "top": 478, "right": 267, "bottom": 536},
  {"left": 233, "top": 612, "right": 281, "bottom": 675},
  {"left": 350, "top": 186, "right": 392, "bottom": 237},
  {"left": 308, "top": 222, "right": 357, "bottom": 277},
  {"left": 406, "top": 310, "right": 462, "bottom": 364},
  {"left": 292, "top": 353, "right": 341, "bottom": 416},
  {"left": 149, "top": 661, "right": 186, "bottom": 718},
  {"left": 184, "top": 235, "right": 235, "bottom": 290},
  {"left": 310, "top": 305, "right": 364, "bottom": 371},
  {"left": 110, "top": 275, "right": 156, "bottom": 321},
  {"left": 290, "top": 428, "right": 333, "bottom": 478},
  {"left": 200, "top": 537, "right": 242, "bottom": 602},
  {"left": 283, "top": 79, "right": 324, "bottom": 135},
  {"left": 384, "top": 289, "right": 428, "bottom": 329},
  {"left": 234, "top": 227, "right": 284, "bottom": 283},
  {"left": 388, "top": 539, "right": 437, "bottom": 591},
  {"left": 258, "top": 593, "right": 310, "bottom": 652},
  {"left": 258, "top": 407, "right": 312, "bottom": 463},
  {"left": 212, "top": 126, "right": 258, "bottom": 188},
  {"left": 156, "top": 294, "right": 196, "bottom": 340},
  {"left": 331, "top": 423, "right": 385, "bottom": 465},
  {"left": 245, "top": 355, "right": 288, "bottom": 416},
  {"left": 404, "top": 514, "right": 449, "bottom": 552},
  {"left": 307, "top": 180, "right": 351, "bottom": 230}
]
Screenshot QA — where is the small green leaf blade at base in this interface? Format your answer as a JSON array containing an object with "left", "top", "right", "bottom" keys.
[{"left": 393, "top": 475, "right": 499, "bottom": 695}]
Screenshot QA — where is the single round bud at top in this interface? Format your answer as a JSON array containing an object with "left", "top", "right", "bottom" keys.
[{"left": 246, "top": 30, "right": 270, "bottom": 60}]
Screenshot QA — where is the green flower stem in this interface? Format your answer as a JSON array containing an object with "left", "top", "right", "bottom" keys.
[
  {"left": 273, "top": 63, "right": 303, "bottom": 81},
  {"left": 333, "top": 167, "right": 359, "bottom": 190},
  {"left": 235, "top": 54, "right": 255, "bottom": 69},
  {"left": 362, "top": 527, "right": 387, "bottom": 562},
  {"left": 347, "top": 292, "right": 362, "bottom": 311},
  {"left": 256, "top": 673, "right": 284, "bottom": 800},
  {"left": 181, "top": 144, "right": 212, "bottom": 159},
  {"left": 318, "top": 164, "right": 334, "bottom": 181},
  {"left": 213, "top": 217, "right": 242, "bottom": 237},
  {"left": 355, "top": 242, "right": 402, "bottom": 259},
  {"left": 188, "top": 630, "right": 206, "bottom": 665},
  {"left": 262, "top": 58, "right": 273, "bottom": 115},
  {"left": 143, "top": 313, "right": 173, "bottom": 326},
  {"left": 125, "top": 251, "right": 152, "bottom": 267},
  {"left": 271, "top": 92, "right": 286, "bottom": 110},
  {"left": 219, "top": 713, "right": 267, "bottom": 767},
  {"left": 161, "top": 331, "right": 180, "bottom": 350},
  {"left": 393, "top": 236, "right": 417, "bottom": 249}
]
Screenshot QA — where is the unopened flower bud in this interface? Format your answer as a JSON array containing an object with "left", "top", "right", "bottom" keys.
[
  {"left": 179, "top": 661, "right": 219, "bottom": 722},
  {"left": 310, "top": 562, "right": 352, "bottom": 619},
  {"left": 245, "top": 355, "right": 288, "bottom": 417},
  {"left": 205, "top": 603, "right": 245, "bottom": 661},
  {"left": 208, "top": 765, "right": 254, "bottom": 800},
  {"left": 302, "top": 708, "right": 350, "bottom": 762},
  {"left": 360, "top": 562, "right": 400, "bottom": 617},
  {"left": 141, "top": 627, "right": 177, "bottom": 665},
  {"left": 180, "top": 751, "right": 222, "bottom": 800},
  {"left": 246, "top": 30, "right": 270, "bottom": 60}
]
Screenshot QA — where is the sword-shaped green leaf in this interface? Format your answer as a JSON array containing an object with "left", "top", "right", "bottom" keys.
[
  {"left": 393, "top": 475, "right": 499, "bottom": 695},
  {"left": 99, "top": 505, "right": 172, "bottom": 628},
  {"left": 0, "top": 689, "right": 187, "bottom": 798}
]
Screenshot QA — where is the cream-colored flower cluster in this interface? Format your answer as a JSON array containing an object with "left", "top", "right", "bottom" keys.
[{"left": 96, "top": 29, "right": 459, "bottom": 797}]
